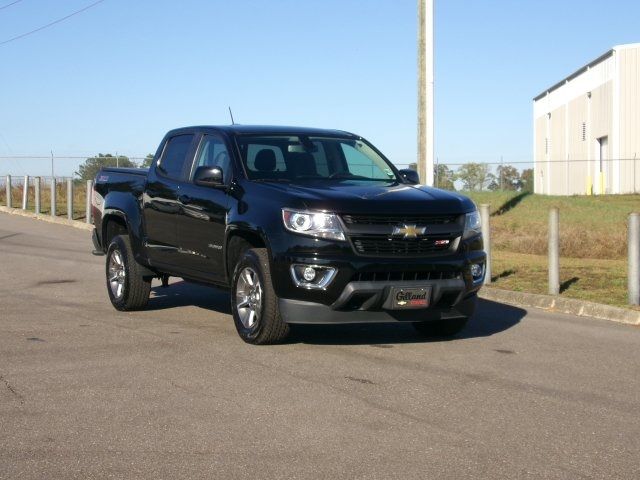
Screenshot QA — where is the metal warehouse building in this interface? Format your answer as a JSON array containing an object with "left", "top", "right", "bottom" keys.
[{"left": 533, "top": 43, "right": 640, "bottom": 195}]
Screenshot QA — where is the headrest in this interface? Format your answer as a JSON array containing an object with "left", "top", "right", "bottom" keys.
[
  {"left": 290, "top": 152, "right": 317, "bottom": 176},
  {"left": 254, "top": 149, "right": 276, "bottom": 172}
]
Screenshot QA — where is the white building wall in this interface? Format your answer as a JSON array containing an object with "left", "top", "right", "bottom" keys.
[
  {"left": 533, "top": 45, "right": 640, "bottom": 195},
  {"left": 618, "top": 46, "right": 640, "bottom": 193}
]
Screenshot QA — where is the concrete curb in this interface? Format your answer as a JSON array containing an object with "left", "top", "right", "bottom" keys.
[
  {"left": 0, "top": 206, "right": 93, "bottom": 232},
  {"left": 479, "top": 287, "right": 640, "bottom": 326}
]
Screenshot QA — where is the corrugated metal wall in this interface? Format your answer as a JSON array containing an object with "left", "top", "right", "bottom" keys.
[
  {"left": 619, "top": 48, "right": 640, "bottom": 193},
  {"left": 533, "top": 46, "right": 640, "bottom": 195}
]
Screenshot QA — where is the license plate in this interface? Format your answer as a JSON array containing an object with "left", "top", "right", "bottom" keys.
[{"left": 390, "top": 286, "right": 432, "bottom": 309}]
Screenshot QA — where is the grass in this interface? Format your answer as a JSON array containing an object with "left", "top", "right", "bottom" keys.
[
  {"left": 466, "top": 191, "right": 637, "bottom": 259},
  {"left": 465, "top": 191, "right": 639, "bottom": 309},
  {"left": 491, "top": 251, "right": 635, "bottom": 309},
  {"left": 0, "top": 182, "right": 88, "bottom": 220}
]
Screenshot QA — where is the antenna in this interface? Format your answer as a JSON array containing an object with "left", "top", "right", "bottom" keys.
[{"left": 228, "top": 106, "right": 236, "bottom": 125}]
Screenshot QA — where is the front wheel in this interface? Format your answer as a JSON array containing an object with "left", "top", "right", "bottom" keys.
[
  {"left": 105, "top": 235, "right": 151, "bottom": 311},
  {"left": 231, "top": 248, "right": 290, "bottom": 345}
]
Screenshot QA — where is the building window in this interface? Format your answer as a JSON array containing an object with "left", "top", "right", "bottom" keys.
[
  {"left": 545, "top": 138, "right": 550, "bottom": 154},
  {"left": 581, "top": 122, "right": 586, "bottom": 141}
]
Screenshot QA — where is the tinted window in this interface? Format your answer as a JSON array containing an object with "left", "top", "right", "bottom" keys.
[
  {"left": 246, "top": 144, "right": 287, "bottom": 173},
  {"left": 194, "top": 135, "right": 231, "bottom": 182},
  {"left": 341, "top": 143, "right": 391, "bottom": 179},
  {"left": 158, "top": 134, "right": 194, "bottom": 180},
  {"left": 236, "top": 135, "right": 397, "bottom": 182}
]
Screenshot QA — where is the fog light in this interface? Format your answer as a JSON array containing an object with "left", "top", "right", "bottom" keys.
[
  {"left": 471, "top": 263, "right": 484, "bottom": 281},
  {"left": 303, "top": 266, "right": 316, "bottom": 282},
  {"left": 290, "top": 264, "right": 337, "bottom": 289}
]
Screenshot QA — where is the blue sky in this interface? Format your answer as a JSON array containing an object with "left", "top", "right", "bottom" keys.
[{"left": 1, "top": 0, "right": 639, "bottom": 176}]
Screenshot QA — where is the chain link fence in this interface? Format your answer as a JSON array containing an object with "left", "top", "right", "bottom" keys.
[
  {"left": 0, "top": 155, "right": 150, "bottom": 180},
  {"left": 395, "top": 159, "right": 535, "bottom": 192},
  {"left": 2, "top": 155, "right": 639, "bottom": 194}
]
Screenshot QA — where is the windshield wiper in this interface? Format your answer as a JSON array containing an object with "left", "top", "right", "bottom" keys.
[
  {"left": 327, "top": 173, "right": 396, "bottom": 182},
  {"left": 252, "top": 178, "right": 291, "bottom": 183}
]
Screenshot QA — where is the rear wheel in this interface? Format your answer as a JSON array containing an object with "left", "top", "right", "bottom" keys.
[
  {"left": 105, "top": 235, "right": 151, "bottom": 311},
  {"left": 231, "top": 248, "right": 290, "bottom": 345}
]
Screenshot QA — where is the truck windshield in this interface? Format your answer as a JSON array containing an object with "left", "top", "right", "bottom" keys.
[{"left": 235, "top": 135, "right": 399, "bottom": 183}]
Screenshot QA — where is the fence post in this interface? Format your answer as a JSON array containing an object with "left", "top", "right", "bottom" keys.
[
  {"left": 628, "top": 213, "right": 640, "bottom": 305},
  {"left": 50, "top": 178, "right": 57, "bottom": 217},
  {"left": 549, "top": 207, "right": 560, "bottom": 295},
  {"left": 5, "top": 175, "right": 11, "bottom": 208},
  {"left": 34, "top": 177, "right": 41, "bottom": 215},
  {"left": 85, "top": 180, "right": 93, "bottom": 224},
  {"left": 480, "top": 204, "right": 491, "bottom": 285},
  {"left": 22, "top": 175, "right": 29, "bottom": 210},
  {"left": 66, "top": 178, "right": 73, "bottom": 220}
]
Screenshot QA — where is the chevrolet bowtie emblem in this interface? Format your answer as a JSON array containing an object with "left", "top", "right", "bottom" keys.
[{"left": 392, "top": 224, "right": 426, "bottom": 239}]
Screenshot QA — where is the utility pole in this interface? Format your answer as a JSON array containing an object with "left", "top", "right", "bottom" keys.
[{"left": 417, "top": 0, "right": 434, "bottom": 186}]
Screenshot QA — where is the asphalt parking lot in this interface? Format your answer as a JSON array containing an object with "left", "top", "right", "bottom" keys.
[{"left": 1, "top": 213, "right": 639, "bottom": 479}]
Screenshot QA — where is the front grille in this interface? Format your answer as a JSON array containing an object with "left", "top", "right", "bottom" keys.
[
  {"left": 342, "top": 214, "right": 458, "bottom": 226},
  {"left": 352, "top": 236, "right": 454, "bottom": 256},
  {"left": 352, "top": 270, "right": 461, "bottom": 282}
]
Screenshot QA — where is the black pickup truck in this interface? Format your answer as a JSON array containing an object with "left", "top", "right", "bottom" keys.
[{"left": 92, "top": 125, "right": 485, "bottom": 344}]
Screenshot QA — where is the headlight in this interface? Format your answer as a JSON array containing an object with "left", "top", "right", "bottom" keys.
[
  {"left": 282, "top": 208, "right": 346, "bottom": 241},
  {"left": 463, "top": 210, "right": 482, "bottom": 239}
]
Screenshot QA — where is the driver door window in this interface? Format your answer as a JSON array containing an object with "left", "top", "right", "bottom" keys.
[{"left": 193, "top": 135, "right": 231, "bottom": 182}]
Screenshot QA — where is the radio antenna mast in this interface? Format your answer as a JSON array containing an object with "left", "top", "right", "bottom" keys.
[{"left": 228, "top": 107, "right": 236, "bottom": 125}]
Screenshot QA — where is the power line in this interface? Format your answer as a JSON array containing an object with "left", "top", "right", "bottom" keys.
[
  {"left": 0, "top": 0, "right": 24, "bottom": 11},
  {"left": 0, "top": 0, "right": 106, "bottom": 47}
]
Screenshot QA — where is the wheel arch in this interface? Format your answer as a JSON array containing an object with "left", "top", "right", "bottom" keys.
[
  {"left": 101, "top": 209, "right": 129, "bottom": 251},
  {"left": 224, "top": 227, "right": 272, "bottom": 283}
]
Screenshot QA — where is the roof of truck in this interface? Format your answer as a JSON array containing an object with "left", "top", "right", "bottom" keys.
[{"left": 165, "top": 125, "right": 359, "bottom": 138}]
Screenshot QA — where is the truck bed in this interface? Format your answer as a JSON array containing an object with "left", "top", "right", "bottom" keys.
[
  {"left": 100, "top": 167, "right": 149, "bottom": 176},
  {"left": 93, "top": 168, "right": 149, "bottom": 235}
]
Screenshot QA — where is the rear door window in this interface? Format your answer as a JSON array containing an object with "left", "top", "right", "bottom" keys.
[{"left": 158, "top": 134, "right": 195, "bottom": 180}]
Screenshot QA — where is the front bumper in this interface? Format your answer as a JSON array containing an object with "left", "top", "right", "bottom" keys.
[
  {"left": 279, "top": 293, "right": 478, "bottom": 324},
  {"left": 267, "top": 231, "right": 485, "bottom": 324}
]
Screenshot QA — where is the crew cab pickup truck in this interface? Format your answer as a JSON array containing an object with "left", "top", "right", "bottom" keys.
[{"left": 92, "top": 125, "right": 485, "bottom": 344}]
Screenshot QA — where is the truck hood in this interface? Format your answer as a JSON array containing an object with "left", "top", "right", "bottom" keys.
[{"left": 256, "top": 181, "right": 475, "bottom": 215}]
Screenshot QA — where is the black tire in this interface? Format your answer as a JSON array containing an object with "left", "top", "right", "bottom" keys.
[
  {"left": 412, "top": 317, "right": 469, "bottom": 337},
  {"left": 231, "top": 248, "right": 290, "bottom": 345},
  {"left": 105, "top": 235, "right": 151, "bottom": 311}
]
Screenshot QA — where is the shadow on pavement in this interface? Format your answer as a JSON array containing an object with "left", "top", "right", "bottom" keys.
[
  {"left": 147, "top": 280, "right": 231, "bottom": 314},
  {"left": 146, "top": 281, "right": 525, "bottom": 345},
  {"left": 292, "top": 299, "right": 525, "bottom": 346}
]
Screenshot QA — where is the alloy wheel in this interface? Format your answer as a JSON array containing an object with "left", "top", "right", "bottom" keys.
[
  {"left": 108, "top": 249, "right": 126, "bottom": 299},
  {"left": 235, "top": 267, "right": 263, "bottom": 329}
]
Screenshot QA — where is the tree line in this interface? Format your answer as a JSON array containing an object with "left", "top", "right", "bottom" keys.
[
  {"left": 75, "top": 153, "right": 154, "bottom": 181},
  {"left": 76, "top": 154, "right": 533, "bottom": 193},
  {"left": 408, "top": 162, "right": 534, "bottom": 192}
]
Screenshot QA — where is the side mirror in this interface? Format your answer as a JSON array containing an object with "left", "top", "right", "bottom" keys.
[
  {"left": 194, "top": 166, "right": 224, "bottom": 187},
  {"left": 399, "top": 169, "right": 420, "bottom": 184}
]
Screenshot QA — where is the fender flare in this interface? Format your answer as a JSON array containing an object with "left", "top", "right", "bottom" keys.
[
  {"left": 101, "top": 208, "right": 129, "bottom": 248},
  {"left": 223, "top": 224, "right": 274, "bottom": 283}
]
